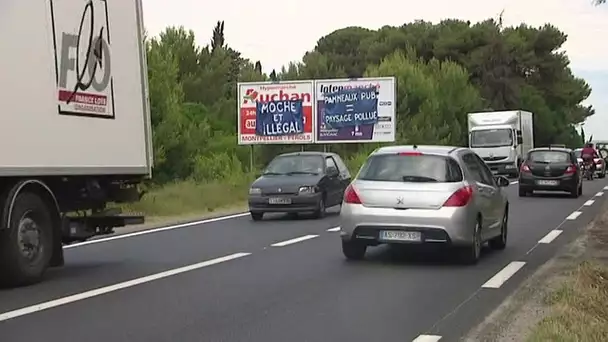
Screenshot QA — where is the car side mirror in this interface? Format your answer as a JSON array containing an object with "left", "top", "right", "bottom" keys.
[
  {"left": 326, "top": 166, "right": 339, "bottom": 177},
  {"left": 494, "top": 176, "right": 510, "bottom": 187}
]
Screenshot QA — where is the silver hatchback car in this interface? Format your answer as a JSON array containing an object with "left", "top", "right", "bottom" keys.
[{"left": 339, "top": 145, "right": 510, "bottom": 264}]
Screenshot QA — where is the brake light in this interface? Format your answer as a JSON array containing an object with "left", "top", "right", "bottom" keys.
[
  {"left": 398, "top": 152, "right": 423, "bottom": 156},
  {"left": 443, "top": 185, "right": 474, "bottom": 207},
  {"left": 565, "top": 164, "right": 577, "bottom": 175},
  {"left": 344, "top": 184, "right": 362, "bottom": 204},
  {"left": 520, "top": 164, "right": 531, "bottom": 173}
]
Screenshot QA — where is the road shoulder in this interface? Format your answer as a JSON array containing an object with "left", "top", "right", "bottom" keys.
[{"left": 464, "top": 202, "right": 608, "bottom": 342}]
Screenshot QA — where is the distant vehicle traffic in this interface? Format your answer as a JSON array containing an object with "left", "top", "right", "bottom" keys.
[
  {"left": 468, "top": 110, "right": 534, "bottom": 177},
  {"left": 339, "top": 145, "right": 510, "bottom": 264},
  {"left": 518, "top": 147, "right": 583, "bottom": 197},
  {"left": 573, "top": 148, "right": 606, "bottom": 179},
  {"left": 248, "top": 152, "right": 351, "bottom": 220}
]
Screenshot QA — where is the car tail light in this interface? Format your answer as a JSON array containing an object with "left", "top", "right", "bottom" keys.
[
  {"left": 397, "top": 152, "right": 423, "bottom": 156},
  {"left": 344, "top": 184, "right": 362, "bottom": 204},
  {"left": 443, "top": 185, "right": 474, "bottom": 207},
  {"left": 565, "top": 164, "right": 577, "bottom": 175},
  {"left": 520, "top": 164, "right": 531, "bottom": 173},
  {"left": 597, "top": 159, "right": 603, "bottom": 165}
]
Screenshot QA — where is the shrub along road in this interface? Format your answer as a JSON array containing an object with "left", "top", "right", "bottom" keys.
[{"left": 0, "top": 180, "right": 607, "bottom": 342}]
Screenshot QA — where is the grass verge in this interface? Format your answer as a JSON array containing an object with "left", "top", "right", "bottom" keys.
[
  {"left": 527, "top": 261, "right": 608, "bottom": 341},
  {"left": 120, "top": 178, "right": 251, "bottom": 220}
]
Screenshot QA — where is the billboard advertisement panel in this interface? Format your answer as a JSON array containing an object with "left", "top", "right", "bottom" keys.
[
  {"left": 315, "top": 77, "right": 396, "bottom": 143},
  {"left": 237, "top": 81, "right": 314, "bottom": 145}
]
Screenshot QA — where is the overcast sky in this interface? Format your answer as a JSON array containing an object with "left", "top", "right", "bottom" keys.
[{"left": 142, "top": 0, "right": 608, "bottom": 140}]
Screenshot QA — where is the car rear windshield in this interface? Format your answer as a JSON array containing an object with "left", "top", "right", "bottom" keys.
[
  {"left": 573, "top": 150, "right": 581, "bottom": 158},
  {"left": 528, "top": 151, "right": 570, "bottom": 163},
  {"left": 357, "top": 154, "right": 463, "bottom": 183}
]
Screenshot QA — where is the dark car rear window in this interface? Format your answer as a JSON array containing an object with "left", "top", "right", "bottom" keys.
[
  {"left": 265, "top": 155, "right": 324, "bottom": 174},
  {"left": 528, "top": 151, "right": 570, "bottom": 163},
  {"left": 357, "top": 154, "right": 463, "bottom": 183}
]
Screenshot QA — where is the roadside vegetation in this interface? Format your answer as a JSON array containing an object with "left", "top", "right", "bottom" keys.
[
  {"left": 527, "top": 210, "right": 608, "bottom": 342},
  {"left": 131, "top": 16, "right": 594, "bottom": 218}
]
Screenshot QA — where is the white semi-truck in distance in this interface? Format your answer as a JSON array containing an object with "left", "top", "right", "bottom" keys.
[
  {"left": 0, "top": 0, "right": 152, "bottom": 286},
  {"left": 467, "top": 111, "right": 534, "bottom": 177}
]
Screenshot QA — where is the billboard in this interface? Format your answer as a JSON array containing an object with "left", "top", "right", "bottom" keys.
[
  {"left": 315, "top": 77, "right": 396, "bottom": 143},
  {"left": 238, "top": 81, "right": 314, "bottom": 145}
]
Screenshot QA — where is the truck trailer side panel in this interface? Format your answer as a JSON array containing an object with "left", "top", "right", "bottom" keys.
[{"left": 0, "top": 0, "right": 152, "bottom": 177}]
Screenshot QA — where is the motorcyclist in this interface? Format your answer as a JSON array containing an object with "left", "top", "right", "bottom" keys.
[{"left": 581, "top": 142, "right": 599, "bottom": 172}]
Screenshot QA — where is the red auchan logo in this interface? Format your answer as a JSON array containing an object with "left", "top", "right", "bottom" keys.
[{"left": 242, "top": 88, "right": 311, "bottom": 104}]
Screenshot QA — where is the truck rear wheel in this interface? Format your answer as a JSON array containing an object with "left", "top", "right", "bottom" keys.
[{"left": 0, "top": 192, "right": 53, "bottom": 287}]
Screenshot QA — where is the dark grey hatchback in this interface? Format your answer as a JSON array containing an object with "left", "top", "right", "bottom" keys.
[
  {"left": 248, "top": 152, "right": 351, "bottom": 221},
  {"left": 518, "top": 147, "right": 582, "bottom": 198}
]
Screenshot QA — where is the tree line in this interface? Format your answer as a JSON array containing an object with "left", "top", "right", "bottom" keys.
[{"left": 146, "top": 18, "right": 594, "bottom": 185}]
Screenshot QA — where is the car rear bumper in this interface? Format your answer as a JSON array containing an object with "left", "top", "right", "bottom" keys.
[
  {"left": 248, "top": 193, "right": 322, "bottom": 213},
  {"left": 518, "top": 173, "right": 577, "bottom": 191},
  {"left": 339, "top": 204, "right": 477, "bottom": 246}
]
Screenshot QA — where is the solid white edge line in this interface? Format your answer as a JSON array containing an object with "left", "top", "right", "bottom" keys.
[
  {"left": 596, "top": 191, "right": 604, "bottom": 197},
  {"left": 412, "top": 335, "right": 442, "bottom": 342},
  {"left": 584, "top": 200, "right": 595, "bottom": 206},
  {"left": 271, "top": 235, "right": 319, "bottom": 247},
  {"left": 64, "top": 212, "right": 249, "bottom": 249},
  {"left": 565, "top": 211, "right": 582, "bottom": 220},
  {"left": 538, "top": 230, "right": 563, "bottom": 244},
  {"left": 327, "top": 227, "right": 340, "bottom": 232},
  {"left": 0, "top": 252, "right": 251, "bottom": 322},
  {"left": 481, "top": 261, "right": 526, "bottom": 289}
]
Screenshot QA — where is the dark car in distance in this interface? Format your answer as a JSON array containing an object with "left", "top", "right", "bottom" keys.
[
  {"left": 518, "top": 147, "right": 582, "bottom": 198},
  {"left": 248, "top": 152, "right": 351, "bottom": 221}
]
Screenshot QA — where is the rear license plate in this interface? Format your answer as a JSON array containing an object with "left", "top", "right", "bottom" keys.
[
  {"left": 379, "top": 230, "right": 421, "bottom": 242},
  {"left": 536, "top": 180, "right": 558, "bottom": 186},
  {"left": 268, "top": 197, "right": 292, "bottom": 205}
]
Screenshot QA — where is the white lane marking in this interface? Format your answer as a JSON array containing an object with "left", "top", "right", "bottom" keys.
[
  {"left": 0, "top": 252, "right": 251, "bottom": 322},
  {"left": 413, "top": 335, "right": 442, "bottom": 342},
  {"left": 584, "top": 200, "right": 595, "bottom": 206},
  {"left": 604, "top": 186, "right": 608, "bottom": 190},
  {"left": 596, "top": 191, "right": 604, "bottom": 197},
  {"left": 566, "top": 211, "right": 582, "bottom": 220},
  {"left": 481, "top": 261, "right": 526, "bottom": 289},
  {"left": 327, "top": 227, "right": 340, "bottom": 232},
  {"left": 538, "top": 230, "right": 563, "bottom": 244},
  {"left": 63, "top": 213, "right": 249, "bottom": 249},
  {"left": 271, "top": 235, "right": 319, "bottom": 247},
  {"left": 510, "top": 181, "right": 518, "bottom": 185}
]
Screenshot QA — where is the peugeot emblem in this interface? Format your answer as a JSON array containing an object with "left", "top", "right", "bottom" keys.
[
  {"left": 489, "top": 153, "right": 494, "bottom": 157},
  {"left": 278, "top": 188, "right": 282, "bottom": 193},
  {"left": 396, "top": 197, "right": 404, "bottom": 205},
  {"left": 545, "top": 165, "right": 550, "bottom": 170}
]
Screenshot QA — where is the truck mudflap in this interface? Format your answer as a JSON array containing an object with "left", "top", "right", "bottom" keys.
[{"left": 62, "top": 210, "right": 144, "bottom": 244}]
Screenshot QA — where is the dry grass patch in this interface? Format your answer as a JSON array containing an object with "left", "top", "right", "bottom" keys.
[{"left": 527, "top": 260, "right": 608, "bottom": 342}]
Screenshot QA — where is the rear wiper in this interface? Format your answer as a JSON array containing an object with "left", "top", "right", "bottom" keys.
[
  {"left": 401, "top": 175, "right": 438, "bottom": 182},
  {"left": 534, "top": 161, "right": 550, "bottom": 164},
  {"left": 286, "top": 171, "right": 318, "bottom": 175}
]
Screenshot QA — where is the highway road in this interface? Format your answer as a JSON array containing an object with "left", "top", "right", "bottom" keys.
[{"left": 1, "top": 179, "right": 607, "bottom": 342}]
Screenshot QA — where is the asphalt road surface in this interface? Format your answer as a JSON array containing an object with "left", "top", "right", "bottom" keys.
[{"left": 1, "top": 179, "right": 608, "bottom": 342}]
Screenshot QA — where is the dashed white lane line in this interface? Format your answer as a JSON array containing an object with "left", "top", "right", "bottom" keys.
[
  {"left": 584, "top": 200, "right": 595, "bottom": 206},
  {"left": 327, "top": 227, "right": 340, "bottom": 232},
  {"left": 566, "top": 211, "right": 582, "bottom": 220},
  {"left": 63, "top": 212, "right": 250, "bottom": 249},
  {"left": 412, "top": 335, "right": 442, "bottom": 342},
  {"left": 481, "top": 261, "right": 526, "bottom": 289},
  {"left": 538, "top": 230, "right": 563, "bottom": 244},
  {"left": 510, "top": 180, "right": 518, "bottom": 185},
  {"left": 271, "top": 235, "right": 319, "bottom": 247},
  {"left": 0, "top": 252, "right": 251, "bottom": 322},
  {"left": 604, "top": 186, "right": 608, "bottom": 190},
  {"left": 596, "top": 191, "right": 604, "bottom": 197}
]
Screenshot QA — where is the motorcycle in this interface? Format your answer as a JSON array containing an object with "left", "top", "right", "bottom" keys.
[{"left": 581, "top": 161, "right": 595, "bottom": 180}]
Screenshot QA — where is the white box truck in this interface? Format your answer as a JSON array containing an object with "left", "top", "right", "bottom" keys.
[
  {"left": 467, "top": 111, "right": 534, "bottom": 177},
  {"left": 0, "top": 0, "right": 152, "bottom": 286}
]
